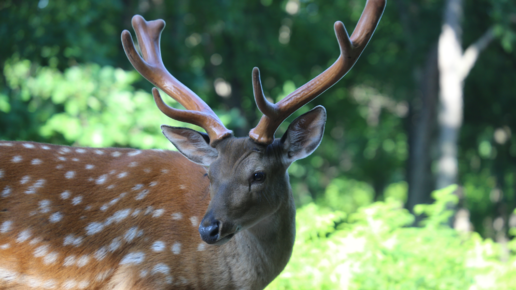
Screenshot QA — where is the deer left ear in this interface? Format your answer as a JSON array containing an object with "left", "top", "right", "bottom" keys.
[
  {"left": 161, "top": 125, "right": 219, "bottom": 166},
  {"left": 280, "top": 105, "right": 327, "bottom": 162}
]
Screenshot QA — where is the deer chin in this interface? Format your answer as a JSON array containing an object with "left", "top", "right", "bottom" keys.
[{"left": 211, "top": 233, "right": 235, "bottom": 246}]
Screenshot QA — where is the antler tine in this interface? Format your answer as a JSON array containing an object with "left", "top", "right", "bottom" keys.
[
  {"left": 122, "top": 15, "right": 232, "bottom": 147},
  {"left": 249, "top": 0, "right": 386, "bottom": 144}
]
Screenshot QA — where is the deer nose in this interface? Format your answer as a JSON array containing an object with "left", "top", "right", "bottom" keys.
[{"left": 199, "top": 216, "right": 220, "bottom": 244}]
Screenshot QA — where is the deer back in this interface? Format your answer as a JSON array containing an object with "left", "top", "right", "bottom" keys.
[{"left": 0, "top": 141, "right": 227, "bottom": 289}]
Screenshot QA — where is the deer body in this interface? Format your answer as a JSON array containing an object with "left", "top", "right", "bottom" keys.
[
  {"left": 0, "top": 0, "right": 385, "bottom": 288},
  {"left": 0, "top": 140, "right": 295, "bottom": 289}
]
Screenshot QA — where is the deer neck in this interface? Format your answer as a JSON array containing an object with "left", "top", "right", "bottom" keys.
[{"left": 218, "top": 185, "right": 296, "bottom": 289}]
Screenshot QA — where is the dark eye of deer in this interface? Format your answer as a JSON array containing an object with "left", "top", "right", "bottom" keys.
[{"left": 252, "top": 172, "right": 266, "bottom": 183}]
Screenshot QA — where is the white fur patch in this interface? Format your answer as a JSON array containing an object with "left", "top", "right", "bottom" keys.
[
  {"left": 120, "top": 252, "right": 145, "bottom": 265},
  {"left": 171, "top": 242, "right": 181, "bottom": 255},
  {"left": 151, "top": 241, "right": 165, "bottom": 252},
  {"left": 1, "top": 186, "right": 11, "bottom": 197},
  {"left": 49, "top": 212, "right": 63, "bottom": 223}
]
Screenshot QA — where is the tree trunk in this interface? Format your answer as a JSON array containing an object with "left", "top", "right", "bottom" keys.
[{"left": 406, "top": 45, "right": 438, "bottom": 216}]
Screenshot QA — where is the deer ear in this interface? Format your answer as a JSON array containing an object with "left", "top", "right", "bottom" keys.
[
  {"left": 161, "top": 125, "right": 219, "bottom": 166},
  {"left": 280, "top": 106, "right": 327, "bottom": 162}
]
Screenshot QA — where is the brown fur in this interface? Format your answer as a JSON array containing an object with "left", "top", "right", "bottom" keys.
[{"left": 0, "top": 141, "right": 295, "bottom": 290}]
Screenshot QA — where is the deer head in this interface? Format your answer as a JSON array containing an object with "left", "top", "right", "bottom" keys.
[{"left": 121, "top": 0, "right": 385, "bottom": 245}]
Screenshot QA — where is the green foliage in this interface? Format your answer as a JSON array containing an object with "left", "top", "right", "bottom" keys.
[
  {"left": 1, "top": 58, "right": 243, "bottom": 149},
  {"left": 267, "top": 185, "right": 516, "bottom": 290}
]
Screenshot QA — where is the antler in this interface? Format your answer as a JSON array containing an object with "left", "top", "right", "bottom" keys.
[
  {"left": 249, "top": 0, "right": 386, "bottom": 144},
  {"left": 121, "top": 15, "right": 232, "bottom": 147}
]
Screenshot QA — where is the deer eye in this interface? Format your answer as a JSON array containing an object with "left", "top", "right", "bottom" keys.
[{"left": 251, "top": 171, "right": 266, "bottom": 183}]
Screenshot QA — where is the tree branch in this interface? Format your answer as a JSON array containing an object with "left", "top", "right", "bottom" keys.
[{"left": 459, "top": 27, "right": 495, "bottom": 81}]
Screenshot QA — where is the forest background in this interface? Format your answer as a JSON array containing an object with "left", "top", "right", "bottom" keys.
[{"left": 1, "top": 0, "right": 516, "bottom": 288}]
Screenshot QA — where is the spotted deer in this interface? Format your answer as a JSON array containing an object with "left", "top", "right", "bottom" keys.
[{"left": 0, "top": 0, "right": 385, "bottom": 289}]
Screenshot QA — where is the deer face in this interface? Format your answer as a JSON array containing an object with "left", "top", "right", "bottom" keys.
[{"left": 162, "top": 106, "right": 326, "bottom": 245}]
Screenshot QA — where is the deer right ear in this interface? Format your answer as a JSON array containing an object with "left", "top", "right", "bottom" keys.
[{"left": 161, "top": 125, "right": 219, "bottom": 166}]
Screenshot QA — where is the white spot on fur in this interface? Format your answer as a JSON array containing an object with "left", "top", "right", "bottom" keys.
[
  {"left": 120, "top": 252, "right": 145, "bottom": 265},
  {"left": 85, "top": 222, "right": 104, "bottom": 235},
  {"left": 94, "top": 247, "right": 107, "bottom": 261},
  {"left": 0, "top": 169, "right": 3, "bottom": 179},
  {"left": 144, "top": 168, "right": 151, "bottom": 173},
  {"left": 132, "top": 184, "right": 143, "bottom": 191},
  {"left": 76, "top": 255, "right": 90, "bottom": 267},
  {"left": 172, "top": 212, "right": 183, "bottom": 220},
  {"left": 100, "top": 204, "right": 109, "bottom": 211},
  {"left": 63, "top": 255, "right": 76, "bottom": 266},
  {"left": 161, "top": 169, "right": 169, "bottom": 174},
  {"left": 0, "top": 221, "right": 12, "bottom": 233},
  {"left": 94, "top": 149, "right": 104, "bottom": 155},
  {"left": 105, "top": 209, "right": 131, "bottom": 225},
  {"left": 152, "top": 209, "right": 165, "bottom": 218},
  {"left": 58, "top": 156, "right": 67, "bottom": 161},
  {"left": 77, "top": 280, "right": 89, "bottom": 289},
  {"left": 140, "top": 270, "right": 149, "bottom": 278},
  {"left": 152, "top": 263, "right": 170, "bottom": 275},
  {"left": 0, "top": 267, "right": 18, "bottom": 282},
  {"left": 39, "top": 200, "right": 51, "bottom": 213},
  {"left": 85, "top": 164, "right": 94, "bottom": 170},
  {"left": 42, "top": 279, "right": 57, "bottom": 289},
  {"left": 179, "top": 185, "right": 187, "bottom": 190},
  {"left": 65, "top": 171, "right": 75, "bottom": 179},
  {"left": 20, "top": 175, "right": 30, "bottom": 184},
  {"left": 85, "top": 205, "right": 92, "bottom": 210},
  {"left": 129, "top": 161, "right": 138, "bottom": 167},
  {"left": 128, "top": 150, "right": 141, "bottom": 156},
  {"left": 108, "top": 237, "right": 122, "bottom": 252},
  {"left": 25, "top": 178, "right": 46, "bottom": 194},
  {"left": 76, "top": 148, "right": 86, "bottom": 154},
  {"left": 151, "top": 241, "right": 165, "bottom": 252},
  {"left": 41, "top": 145, "right": 50, "bottom": 150},
  {"left": 131, "top": 209, "right": 141, "bottom": 217},
  {"left": 63, "top": 235, "right": 83, "bottom": 247},
  {"left": 107, "top": 184, "right": 115, "bottom": 189},
  {"left": 61, "top": 190, "right": 71, "bottom": 199},
  {"left": 72, "top": 158, "right": 79, "bottom": 162},
  {"left": 96, "top": 174, "right": 108, "bottom": 184},
  {"left": 22, "top": 143, "right": 35, "bottom": 149},
  {"left": 17, "top": 229, "right": 31, "bottom": 243},
  {"left": 31, "top": 159, "right": 42, "bottom": 165},
  {"left": 43, "top": 252, "right": 59, "bottom": 264},
  {"left": 34, "top": 245, "right": 49, "bottom": 257},
  {"left": 2, "top": 186, "right": 12, "bottom": 197},
  {"left": 0, "top": 244, "right": 9, "bottom": 250},
  {"left": 63, "top": 279, "right": 77, "bottom": 289},
  {"left": 171, "top": 242, "right": 181, "bottom": 255},
  {"left": 117, "top": 172, "right": 127, "bottom": 178},
  {"left": 124, "top": 227, "right": 138, "bottom": 242},
  {"left": 197, "top": 243, "right": 206, "bottom": 251},
  {"left": 59, "top": 147, "right": 71, "bottom": 154},
  {"left": 111, "top": 151, "right": 121, "bottom": 157},
  {"left": 30, "top": 237, "right": 42, "bottom": 245},
  {"left": 144, "top": 206, "right": 154, "bottom": 215},
  {"left": 11, "top": 156, "right": 22, "bottom": 163},
  {"left": 135, "top": 189, "right": 149, "bottom": 200},
  {"left": 109, "top": 170, "right": 116, "bottom": 175},
  {"left": 0, "top": 142, "right": 13, "bottom": 146},
  {"left": 56, "top": 164, "right": 64, "bottom": 169},
  {"left": 49, "top": 212, "right": 63, "bottom": 223},
  {"left": 72, "top": 195, "right": 83, "bottom": 205},
  {"left": 190, "top": 216, "right": 199, "bottom": 227},
  {"left": 149, "top": 181, "right": 158, "bottom": 187}
]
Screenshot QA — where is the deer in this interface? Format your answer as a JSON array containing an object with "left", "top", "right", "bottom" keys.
[{"left": 0, "top": 0, "right": 385, "bottom": 289}]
